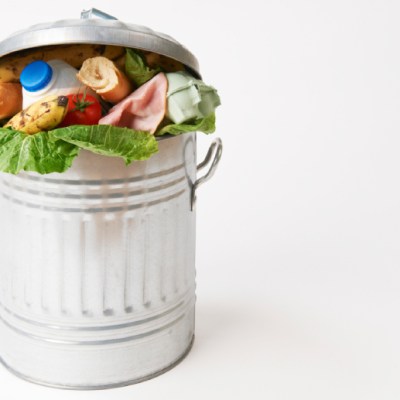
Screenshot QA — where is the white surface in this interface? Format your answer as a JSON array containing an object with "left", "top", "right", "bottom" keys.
[{"left": 1, "top": 0, "right": 400, "bottom": 398}]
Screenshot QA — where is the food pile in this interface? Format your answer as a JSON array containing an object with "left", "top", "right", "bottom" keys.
[{"left": 0, "top": 44, "right": 220, "bottom": 174}]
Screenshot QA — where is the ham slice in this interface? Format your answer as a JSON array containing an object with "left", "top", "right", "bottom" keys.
[{"left": 99, "top": 73, "right": 168, "bottom": 134}]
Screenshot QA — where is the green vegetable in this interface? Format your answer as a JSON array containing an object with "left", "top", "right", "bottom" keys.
[
  {"left": 50, "top": 125, "right": 158, "bottom": 165},
  {"left": 125, "top": 48, "right": 160, "bottom": 86},
  {"left": 156, "top": 113, "right": 216, "bottom": 136},
  {"left": 0, "top": 129, "right": 79, "bottom": 174},
  {"left": 0, "top": 125, "right": 158, "bottom": 175}
]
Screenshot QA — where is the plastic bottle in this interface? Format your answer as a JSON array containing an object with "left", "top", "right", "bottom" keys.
[{"left": 20, "top": 59, "right": 85, "bottom": 108}]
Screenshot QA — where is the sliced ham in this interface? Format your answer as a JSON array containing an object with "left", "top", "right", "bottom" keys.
[{"left": 99, "top": 72, "right": 168, "bottom": 134}]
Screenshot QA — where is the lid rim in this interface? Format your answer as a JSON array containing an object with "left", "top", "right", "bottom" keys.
[{"left": 0, "top": 19, "right": 201, "bottom": 77}]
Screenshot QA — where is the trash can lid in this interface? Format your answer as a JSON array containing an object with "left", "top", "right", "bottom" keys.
[{"left": 0, "top": 8, "right": 200, "bottom": 77}]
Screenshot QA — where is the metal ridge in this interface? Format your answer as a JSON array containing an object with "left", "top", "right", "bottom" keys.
[
  {"left": 0, "top": 289, "right": 194, "bottom": 331},
  {"left": 1, "top": 188, "right": 187, "bottom": 213}
]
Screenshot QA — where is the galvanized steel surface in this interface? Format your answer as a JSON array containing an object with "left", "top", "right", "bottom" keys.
[{"left": 0, "top": 133, "right": 199, "bottom": 388}]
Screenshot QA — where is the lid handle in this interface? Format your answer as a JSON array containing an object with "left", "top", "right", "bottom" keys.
[{"left": 81, "top": 8, "right": 117, "bottom": 20}]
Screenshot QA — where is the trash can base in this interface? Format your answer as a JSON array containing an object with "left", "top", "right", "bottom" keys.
[{"left": 0, "top": 335, "right": 194, "bottom": 390}]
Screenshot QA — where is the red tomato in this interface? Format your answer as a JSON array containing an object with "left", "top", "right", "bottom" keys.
[{"left": 60, "top": 93, "right": 102, "bottom": 127}]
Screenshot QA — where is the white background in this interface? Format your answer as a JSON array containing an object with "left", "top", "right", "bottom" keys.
[{"left": 1, "top": 0, "right": 400, "bottom": 398}]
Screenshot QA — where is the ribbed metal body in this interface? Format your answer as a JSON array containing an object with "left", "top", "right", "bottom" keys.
[{"left": 0, "top": 133, "right": 197, "bottom": 388}]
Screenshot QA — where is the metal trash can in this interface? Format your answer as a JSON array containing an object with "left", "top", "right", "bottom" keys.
[{"left": 0, "top": 9, "right": 222, "bottom": 389}]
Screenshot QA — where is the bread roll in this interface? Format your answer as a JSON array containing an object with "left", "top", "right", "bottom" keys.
[
  {"left": 77, "top": 57, "right": 133, "bottom": 104},
  {"left": 0, "top": 82, "right": 22, "bottom": 120}
]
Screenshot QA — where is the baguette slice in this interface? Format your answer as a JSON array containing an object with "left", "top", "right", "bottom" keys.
[
  {"left": 0, "top": 82, "right": 22, "bottom": 120},
  {"left": 77, "top": 57, "right": 133, "bottom": 104}
]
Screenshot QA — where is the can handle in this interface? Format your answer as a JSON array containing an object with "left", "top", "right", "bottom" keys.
[
  {"left": 81, "top": 8, "right": 117, "bottom": 20},
  {"left": 191, "top": 138, "right": 223, "bottom": 211}
]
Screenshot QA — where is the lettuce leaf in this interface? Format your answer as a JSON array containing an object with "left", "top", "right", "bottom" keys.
[
  {"left": 0, "top": 124, "right": 158, "bottom": 175},
  {"left": 50, "top": 125, "right": 158, "bottom": 164},
  {"left": 125, "top": 48, "right": 161, "bottom": 86},
  {"left": 156, "top": 113, "right": 216, "bottom": 136},
  {"left": 0, "top": 128, "right": 79, "bottom": 174}
]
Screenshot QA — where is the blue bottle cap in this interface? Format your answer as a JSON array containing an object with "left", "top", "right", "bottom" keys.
[{"left": 20, "top": 60, "right": 53, "bottom": 92}]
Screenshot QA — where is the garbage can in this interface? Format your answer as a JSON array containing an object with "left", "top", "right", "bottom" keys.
[{"left": 0, "top": 9, "right": 222, "bottom": 389}]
